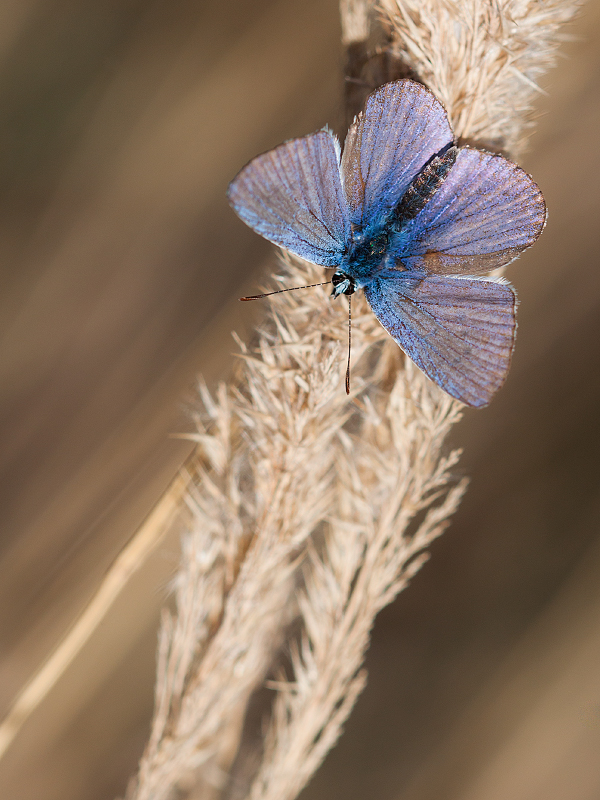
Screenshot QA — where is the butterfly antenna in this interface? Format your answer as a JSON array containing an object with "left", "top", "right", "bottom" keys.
[
  {"left": 345, "top": 294, "right": 352, "bottom": 395},
  {"left": 240, "top": 281, "right": 330, "bottom": 301}
]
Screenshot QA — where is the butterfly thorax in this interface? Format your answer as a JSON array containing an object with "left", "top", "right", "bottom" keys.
[
  {"left": 333, "top": 225, "right": 411, "bottom": 296},
  {"left": 332, "top": 229, "right": 388, "bottom": 294}
]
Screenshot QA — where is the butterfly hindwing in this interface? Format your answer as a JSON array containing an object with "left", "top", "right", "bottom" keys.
[
  {"left": 364, "top": 273, "right": 516, "bottom": 407},
  {"left": 227, "top": 130, "right": 350, "bottom": 266},
  {"left": 401, "top": 148, "right": 546, "bottom": 275},
  {"left": 341, "top": 80, "right": 454, "bottom": 233}
]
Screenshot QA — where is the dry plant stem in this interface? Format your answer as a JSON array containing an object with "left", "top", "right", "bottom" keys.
[
  {"left": 0, "top": 473, "right": 189, "bottom": 761},
  {"left": 126, "top": 1, "right": 580, "bottom": 799},
  {"left": 340, "top": 0, "right": 371, "bottom": 43}
]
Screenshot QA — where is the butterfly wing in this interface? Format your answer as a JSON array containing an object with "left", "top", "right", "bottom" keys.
[
  {"left": 341, "top": 80, "right": 454, "bottom": 233},
  {"left": 401, "top": 148, "right": 546, "bottom": 275},
  {"left": 227, "top": 130, "right": 350, "bottom": 266},
  {"left": 365, "top": 273, "right": 516, "bottom": 407}
]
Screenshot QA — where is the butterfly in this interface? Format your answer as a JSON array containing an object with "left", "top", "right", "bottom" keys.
[{"left": 227, "top": 79, "right": 546, "bottom": 407}]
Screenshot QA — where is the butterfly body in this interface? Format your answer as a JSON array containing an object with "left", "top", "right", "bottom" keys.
[
  {"left": 333, "top": 143, "right": 462, "bottom": 295},
  {"left": 228, "top": 79, "right": 546, "bottom": 406}
]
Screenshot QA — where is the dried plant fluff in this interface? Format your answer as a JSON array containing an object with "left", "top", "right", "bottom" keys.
[
  {"left": 124, "top": 1, "right": 579, "bottom": 799},
  {"left": 377, "top": 0, "right": 578, "bottom": 157}
]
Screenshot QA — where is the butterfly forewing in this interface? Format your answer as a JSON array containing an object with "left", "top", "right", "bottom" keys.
[
  {"left": 227, "top": 130, "right": 350, "bottom": 266},
  {"left": 401, "top": 149, "right": 546, "bottom": 275},
  {"left": 365, "top": 274, "right": 516, "bottom": 407},
  {"left": 341, "top": 80, "right": 454, "bottom": 233}
]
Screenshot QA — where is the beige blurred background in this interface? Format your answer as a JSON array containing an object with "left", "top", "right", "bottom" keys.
[{"left": 0, "top": 1, "right": 599, "bottom": 799}]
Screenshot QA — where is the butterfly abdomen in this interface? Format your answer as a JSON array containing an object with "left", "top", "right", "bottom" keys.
[{"left": 391, "top": 145, "right": 458, "bottom": 226}]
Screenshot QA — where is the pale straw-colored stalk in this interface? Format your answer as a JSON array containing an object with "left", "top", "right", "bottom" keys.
[
  {"left": 0, "top": 474, "right": 189, "bottom": 761},
  {"left": 99, "top": 1, "right": 578, "bottom": 798}
]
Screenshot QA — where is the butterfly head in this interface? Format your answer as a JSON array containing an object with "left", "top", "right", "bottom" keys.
[{"left": 331, "top": 271, "right": 356, "bottom": 298}]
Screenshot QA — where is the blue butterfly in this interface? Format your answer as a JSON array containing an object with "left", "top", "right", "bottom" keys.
[{"left": 227, "top": 80, "right": 546, "bottom": 407}]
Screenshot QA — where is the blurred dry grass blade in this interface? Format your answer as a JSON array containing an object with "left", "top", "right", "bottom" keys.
[
  {"left": 123, "top": 0, "right": 580, "bottom": 799},
  {"left": 0, "top": 474, "right": 189, "bottom": 760}
]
